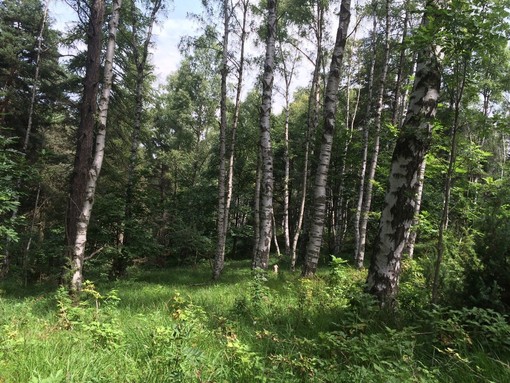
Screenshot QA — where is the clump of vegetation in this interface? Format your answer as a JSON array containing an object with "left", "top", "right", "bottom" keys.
[{"left": 1, "top": 260, "right": 509, "bottom": 382}]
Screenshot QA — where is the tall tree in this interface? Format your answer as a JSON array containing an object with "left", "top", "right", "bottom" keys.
[
  {"left": 289, "top": 0, "right": 329, "bottom": 270},
  {"left": 213, "top": 0, "right": 231, "bottom": 280},
  {"left": 277, "top": 45, "right": 298, "bottom": 259},
  {"left": 70, "top": 0, "right": 121, "bottom": 292},
  {"left": 366, "top": 0, "right": 442, "bottom": 306},
  {"left": 66, "top": 0, "right": 106, "bottom": 267},
  {"left": 223, "top": 0, "right": 250, "bottom": 265},
  {"left": 253, "top": 0, "right": 277, "bottom": 270},
  {"left": 302, "top": 0, "right": 351, "bottom": 277}
]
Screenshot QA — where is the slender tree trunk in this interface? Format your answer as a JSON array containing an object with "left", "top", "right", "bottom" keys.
[
  {"left": 354, "top": 14, "right": 377, "bottom": 264},
  {"left": 303, "top": 0, "right": 351, "bottom": 277},
  {"left": 356, "top": 0, "right": 391, "bottom": 269},
  {"left": 290, "top": 4, "right": 324, "bottom": 270},
  {"left": 67, "top": 0, "right": 105, "bottom": 263},
  {"left": 70, "top": 0, "right": 121, "bottom": 292},
  {"left": 222, "top": 0, "right": 248, "bottom": 270},
  {"left": 213, "top": 0, "right": 231, "bottom": 280},
  {"left": 283, "top": 86, "right": 291, "bottom": 257},
  {"left": 279, "top": 50, "right": 297, "bottom": 258},
  {"left": 253, "top": 0, "right": 277, "bottom": 270},
  {"left": 1, "top": 0, "right": 50, "bottom": 278},
  {"left": 432, "top": 59, "right": 466, "bottom": 303},
  {"left": 366, "top": 0, "right": 442, "bottom": 307}
]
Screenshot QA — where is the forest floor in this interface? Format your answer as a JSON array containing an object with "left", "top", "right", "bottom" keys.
[{"left": 1, "top": 259, "right": 509, "bottom": 382}]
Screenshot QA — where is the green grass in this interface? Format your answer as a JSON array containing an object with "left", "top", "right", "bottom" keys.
[{"left": 1, "top": 259, "right": 509, "bottom": 382}]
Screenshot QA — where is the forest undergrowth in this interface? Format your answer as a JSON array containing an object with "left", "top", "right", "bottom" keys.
[{"left": 1, "top": 259, "right": 509, "bottom": 382}]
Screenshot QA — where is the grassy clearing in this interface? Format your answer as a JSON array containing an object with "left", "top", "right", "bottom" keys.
[{"left": 1, "top": 259, "right": 509, "bottom": 382}]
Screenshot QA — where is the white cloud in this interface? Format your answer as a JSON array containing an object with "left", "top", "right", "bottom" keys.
[{"left": 151, "top": 18, "right": 199, "bottom": 84}]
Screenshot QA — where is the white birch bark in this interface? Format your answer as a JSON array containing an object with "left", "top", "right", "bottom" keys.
[
  {"left": 290, "top": 2, "right": 325, "bottom": 270},
  {"left": 303, "top": 0, "right": 351, "bottom": 277},
  {"left": 366, "top": 0, "right": 442, "bottom": 306},
  {"left": 71, "top": 0, "right": 121, "bottom": 292},
  {"left": 253, "top": 0, "right": 276, "bottom": 270},
  {"left": 213, "top": 0, "right": 230, "bottom": 280}
]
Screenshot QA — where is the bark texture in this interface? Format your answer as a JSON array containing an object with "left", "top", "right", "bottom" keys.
[
  {"left": 303, "top": 0, "right": 351, "bottom": 277},
  {"left": 290, "top": 1, "right": 325, "bottom": 270},
  {"left": 366, "top": 0, "right": 442, "bottom": 306},
  {"left": 213, "top": 0, "right": 230, "bottom": 280},
  {"left": 253, "top": 0, "right": 276, "bottom": 270},
  {"left": 71, "top": 0, "right": 121, "bottom": 292},
  {"left": 67, "top": 0, "right": 105, "bottom": 261}
]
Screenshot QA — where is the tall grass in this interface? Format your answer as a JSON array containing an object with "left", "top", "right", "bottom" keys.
[{"left": 1, "top": 259, "right": 509, "bottom": 382}]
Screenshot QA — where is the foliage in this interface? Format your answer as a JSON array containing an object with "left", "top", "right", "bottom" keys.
[
  {"left": 0, "top": 135, "right": 23, "bottom": 248},
  {"left": 1, "top": 261, "right": 510, "bottom": 382},
  {"left": 56, "top": 281, "right": 123, "bottom": 349}
]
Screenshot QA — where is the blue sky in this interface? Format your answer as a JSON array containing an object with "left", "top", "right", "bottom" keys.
[
  {"left": 48, "top": 0, "right": 361, "bottom": 112},
  {"left": 50, "top": 0, "right": 203, "bottom": 83}
]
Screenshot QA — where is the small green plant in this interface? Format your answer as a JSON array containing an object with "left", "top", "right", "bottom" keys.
[
  {"left": 225, "top": 329, "right": 267, "bottom": 382},
  {"left": 28, "top": 369, "right": 64, "bottom": 383},
  {"left": 55, "top": 281, "right": 124, "bottom": 349},
  {"left": 144, "top": 293, "right": 213, "bottom": 381},
  {"left": 233, "top": 268, "right": 272, "bottom": 321}
]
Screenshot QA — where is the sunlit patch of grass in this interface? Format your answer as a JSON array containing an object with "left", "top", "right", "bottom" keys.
[{"left": 1, "top": 259, "right": 509, "bottom": 382}]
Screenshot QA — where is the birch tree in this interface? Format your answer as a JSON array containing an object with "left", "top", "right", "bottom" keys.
[
  {"left": 289, "top": 0, "right": 328, "bottom": 270},
  {"left": 253, "top": 0, "right": 276, "bottom": 270},
  {"left": 223, "top": 0, "right": 249, "bottom": 267},
  {"left": 66, "top": 0, "right": 106, "bottom": 263},
  {"left": 302, "top": 0, "right": 351, "bottom": 277},
  {"left": 366, "top": 0, "right": 442, "bottom": 306},
  {"left": 70, "top": 0, "right": 121, "bottom": 292},
  {"left": 214, "top": 0, "right": 231, "bottom": 280}
]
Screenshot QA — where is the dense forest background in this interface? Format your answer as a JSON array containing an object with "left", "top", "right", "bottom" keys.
[
  {"left": 3, "top": 0, "right": 510, "bottom": 307},
  {"left": 2, "top": 0, "right": 510, "bottom": 381}
]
